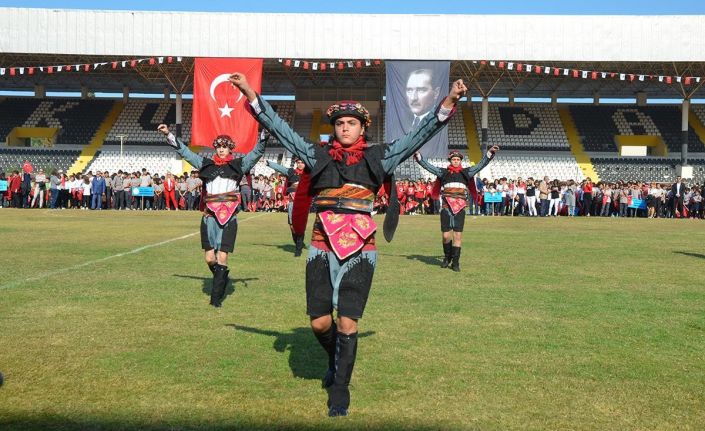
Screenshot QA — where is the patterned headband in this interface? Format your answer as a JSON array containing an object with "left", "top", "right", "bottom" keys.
[{"left": 326, "top": 101, "right": 372, "bottom": 127}]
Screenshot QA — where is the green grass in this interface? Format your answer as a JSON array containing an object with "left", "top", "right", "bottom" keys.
[{"left": 0, "top": 209, "right": 704, "bottom": 430}]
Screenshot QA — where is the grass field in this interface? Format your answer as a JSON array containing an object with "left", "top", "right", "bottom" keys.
[{"left": 0, "top": 209, "right": 704, "bottom": 430}]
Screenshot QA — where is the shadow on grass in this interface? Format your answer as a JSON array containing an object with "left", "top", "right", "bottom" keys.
[
  {"left": 0, "top": 414, "right": 450, "bottom": 431},
  {"left": 172, "top": 274, "right": 258, "bottom": 305},
  {"left": 253, "top": 242, "right": 301, "bottom": 255},
  {"left": 228, "top": 325, "right": 375, "bottom": 381},
  {"left": 674, "top": 251, "right": 705, "bottom": 260},
  {"left": 387, "top": 253, "right": 441, "bottom": 267}
]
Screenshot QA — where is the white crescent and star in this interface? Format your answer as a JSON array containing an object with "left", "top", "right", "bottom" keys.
[{"left": 209, "top": 73, "right": 243, "bottom": 118}]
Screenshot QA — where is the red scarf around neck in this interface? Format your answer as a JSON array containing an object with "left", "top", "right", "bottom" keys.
[
  {"left": 327, "top": 136, "right": 367, "bottom": 166},
  {"left": 294, "top": 168, "right": 304, "bottom": 176},
  {"left": 213, "top": 154, "right": 234, "bottom": 166},
  {"left": 447, "top": 164, "right": 464, "bottom": 174}
]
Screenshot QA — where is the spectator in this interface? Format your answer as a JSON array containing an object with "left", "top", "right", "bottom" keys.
[{"left": 91, "top": 171, "right": 106, "bottom": 210}]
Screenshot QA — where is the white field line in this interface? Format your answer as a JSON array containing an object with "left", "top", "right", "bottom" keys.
[{"left": 0, "top": 213, "right": 266, "bottom": 290}]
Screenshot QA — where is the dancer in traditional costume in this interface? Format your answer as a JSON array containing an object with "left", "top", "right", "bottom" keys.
[
  {"left": 157, "top": 124, "right": 266, "bottom": 307},
  {"left": 230, "top": 72, "right": 466, "bottom": 417},
  {"left": 414, "top": 147, "right": 499, "bottom": 272},
  {"left": 266, "top": 157, "right": 307, "bottom": 256}
]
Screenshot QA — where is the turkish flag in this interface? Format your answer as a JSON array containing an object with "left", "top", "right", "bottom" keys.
[{"left": 192, "top": 57, "right": 263, "bottom": 151}]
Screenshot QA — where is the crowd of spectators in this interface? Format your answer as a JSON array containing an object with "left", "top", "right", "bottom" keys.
[
  {"left": 374, "top": 176, "right": 703, "bottom": 219},
  {"left": 0, "top": 165, "right": 297, "bottom": 213},
  {"left": 1, "top": 160, "right": 701, "bottom": 219}
]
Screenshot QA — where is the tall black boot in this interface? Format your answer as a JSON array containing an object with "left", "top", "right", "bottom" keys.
[
  {"left": 327, "top": 332, "right": 358, "bottom": 417},
  {"left": 210, "top": 264, "right": 228, "bottom": 307},
  {"left": 451, "top": 246, "right": 461, "bottom": 272},
  {"left": 294, "top": 234, "right": 305, "bottom": 257},
  {"left": 313, "top": 322, "right": 337, "bottom": 388},
  {"left": 440, "top": 241, "right": 452, "bottom": 268}
]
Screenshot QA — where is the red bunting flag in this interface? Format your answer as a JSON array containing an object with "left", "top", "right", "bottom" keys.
[
  {"left": 284, "top": 59, "right": 291, "bottom": 67},
  {"left": 665, "top": 76, "right": 672, "bottom": 84},
  {"left": 355, "top": 60, "right": 362, "bottom": 69},
  {"left": 130, "top": 60, "right": 137, "bottom": 67},
  {"left": 498, "top": 61, "right": 505, "bottom": 69},
  {"left": 591, "top": 71, "right": 597, "bottom": 80},
  {"left": 48, "top": 66, "right": 54, "bottom": 74},
  {"left": 28, "top": 67, "right": 34, "bottom": 75},
  {"left": 338, "top": 62, "right": 344, "bottom": 70},
  {"left": 685, "top": 77, "right": 692, "bottom": 85},
  {"left": 167, "top": 56, "right": 173, "bottom": 63},
  {"left": 303, "top": 61, "right": 309, "bottom": 70},
  {"left": 191, "top": 57, "right": 263, "bottom": 151},
  {"left": 320, "top": 62, "right": 327, "bottom": 71},
  {"left": 149, "top": 58, "right": 155, "bottom": 65},
  {"left": 112, "top": 62, "right": 118, "bottom": 69},
  {"left": 516, "top": 63, "right": 523, "bottom": 72},
  {"left": 534, "top": 65, "right": 541, "bottom": 74},
  {"left": 84, "top": 64, "right": 90, "bottom": 72},
  {"left": 572, "top": 70, "right": 578, "bottom": 78},
  {"left": 553, "top": 68, "right": 559, "bottom": 76}
]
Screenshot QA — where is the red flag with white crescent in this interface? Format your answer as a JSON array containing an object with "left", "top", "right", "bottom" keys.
[{"left": 192, "top": 58, "right": 263, "bottom": 151}]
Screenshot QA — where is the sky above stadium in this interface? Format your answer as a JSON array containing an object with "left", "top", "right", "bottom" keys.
[{"left": 1, "top": 0, "right": 704, "bottom": 14}]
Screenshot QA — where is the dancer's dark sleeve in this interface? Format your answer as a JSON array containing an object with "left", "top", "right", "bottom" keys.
[
  {"left": 266, "top": 161, "right": 290, "bottom": 176},
  {"left": 415, "top": 155, "right": 444, "bottom": 178},
  {"left": 464, "top": 151, "right": 495, "bottom": 177},
  {"left": 381, "top": 101, "right": 456, "bottom": 175},
  {"left": 240, "top": 136, "right": 267, "bottom": 172},
  {"left": 247, "top": 96, "right": 316, "bottom": 168},
  {"left": 165, "top": 133, "right": 204, "bottom": 170}
]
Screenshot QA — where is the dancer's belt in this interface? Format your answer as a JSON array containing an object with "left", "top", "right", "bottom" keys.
[
  {"left": 313, "top": 196, "right": 374, "bottom": 213},
  {"left": 204, "top": 191, "right": 241, "bottom": 225}
]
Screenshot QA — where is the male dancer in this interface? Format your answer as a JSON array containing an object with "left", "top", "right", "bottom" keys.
[
  {"left": 231, "top": 72, "right": 466, "bottom": 417},
  {"left": 157, "top": 124, "right": 266, "bottom": 307},
  {"left": 415, "top": 148, "right": 499, "bottom": 271},
  {"left": 266, "top": 157, "right": 307, "bottom": 256}
]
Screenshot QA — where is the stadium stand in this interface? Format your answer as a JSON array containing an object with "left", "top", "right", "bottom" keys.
[
  {"left": 0, "top": 147, "right": 81, "bottom": 173},
  {"left": 105, "top": 100, "right": 191, "bottom": 146},
  {"left": 591, "top": 157, "right": 705, "bottom": 183},
  {"left": 480, "top": 153, "right": 584, "bottom": 181},
  {"left": 471, "top": 104, "right": 571, "bottom": 151},
  {"left": 85, "top": 149, "right": 183, "bottom": 175},
  {"left": 0, "top": 98, "right": 43, "bottom": 142},
  {"left": 569, "top": 105, "right": 705, "bottom": 153}
]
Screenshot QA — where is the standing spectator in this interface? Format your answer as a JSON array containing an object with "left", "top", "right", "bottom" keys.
[
  {"left": 671, "top": 176, "right": 686, "bottom": 217},
  {"left": 525, "top": 178, "right": 537, "bottom": 217},
  {"left": 186, "top": 171, "right": 199, "bottom": 210},
  {"left": 618, "top": 184, "right": 629, "bottom": 217},
  {"left": 81, "top": 176, "right": 91, "bottom": 209},
  {"left": 564, "top": 179, "right": 577, "bottom": 217},
  {"left": 238, "top": 174, "right": 251, "bottom": 212},
  {"left": 139, "top": 169, "right": 153, "bottom": 210},
  {"left": 113, "top": 172, "right": 125, "bottom": 210},
  {"left": 0, "top": 172, "right": 7, "bottom": 208},
  {"left": 21, "top": 170, "right": 32, "bottom": 208},
  {"left": 48, "top": 170, "right": 61, "bottom": 209},
  {"left": 582, "top": 177, "right": 594, "bottom": 217},
  {"left": 153, "top": 178, "right": 164, "bottom": 210},
  {"left": 163, "top": 172, "right": 177, "bottom": 210},
  {"left": 548, "top": 179, "right": 560, "bottom": 216},
  {"left": 91, "top": 171, "right": 106, "bottom": 210},
  {"left": 103, "top": 171, "right": 112, "bottom": 209},
  {"left": 600, "top": 183, "right": 612, "bottom": 217},
  {"left": 31, "top": 169, "right": 47, "bottom": 208},
  {"left": 9, "top": 171, "right": 21, "bottom": 208},
  {"left": 177, "top": 175, "right": 187, "bottom": 210},
  {"left": 514, "top": 177, "right": 526, "bottom": 216},
  {"left": 538, "top": 177, "right": 549, "bottom": 217}
]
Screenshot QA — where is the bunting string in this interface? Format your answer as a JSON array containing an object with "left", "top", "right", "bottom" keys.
[{"left": 0, "top": 56, "right": 183, "bottom": 77}]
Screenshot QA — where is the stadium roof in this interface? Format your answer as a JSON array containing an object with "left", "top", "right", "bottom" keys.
[{"left": 0, "top": 8, "right": 704, "bottom": 99}]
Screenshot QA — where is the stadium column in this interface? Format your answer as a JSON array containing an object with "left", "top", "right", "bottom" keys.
[
  {"left": 681, "top": 99, "right": 689, "bottom": 166},
  {"left": 175, "top": 93, "right": 183, "bottom": 139},
  {"left": 481, "top": 97, "right": 489, "bottom": 152}
]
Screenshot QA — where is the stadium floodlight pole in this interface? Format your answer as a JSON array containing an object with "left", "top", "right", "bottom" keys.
[{"left": 116, "top": 134, "right": 128, "bottom": 162}]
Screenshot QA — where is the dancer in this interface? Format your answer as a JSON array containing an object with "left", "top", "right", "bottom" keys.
[
  {"left": 266, "top": 157, "right": 307, "bottom": 256},
  {"left": 157, "top": 124, "right": 266, "bottom": 307},
  {"left": 231, "top": 72, "right": 466, "bottom": 417},
  {"left": 414, "top": 147, "right": 499, "bottom": 271}
]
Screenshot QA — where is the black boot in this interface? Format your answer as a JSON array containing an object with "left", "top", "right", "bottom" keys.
[
  {"left": 313, "top": 322, "right": 337, "bottom": 388},
  {"left": 210, "top": 264, "right": 228, "bottom": 307},
  {"left": 327, "top": 332, "right": 358, "bottom": 417},
  {"left": 440, "top": 241, "right": 452, "bottom": 268},
  {"left": 208, "top": 262, "right": 216, "bottom": 275},
  {"left": 451, "top": 246, "right": 461, "bottom": 272},
  {"left": 294, "top": 234, "right": 305, "bottom": 257}
]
